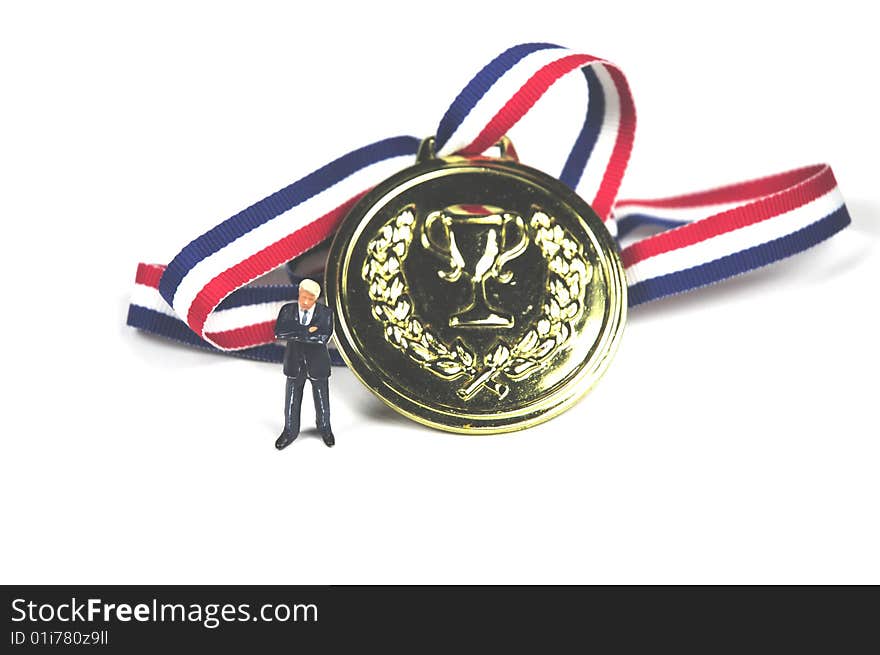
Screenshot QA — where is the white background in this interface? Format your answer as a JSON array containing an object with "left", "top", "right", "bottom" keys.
[{"left": 1, "top": 1, "right": 877, "bottom": 584}]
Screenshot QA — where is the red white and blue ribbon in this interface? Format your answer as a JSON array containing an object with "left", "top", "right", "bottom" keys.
[{"left": 127, "top": 43, "right": 850, "bottom": 359}]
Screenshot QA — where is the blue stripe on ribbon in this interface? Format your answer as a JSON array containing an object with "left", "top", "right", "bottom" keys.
[
  {"left": 435, "top": 43, "right": 563, "bottom": 152},
  {"left": 627, "top": 205, "right": 851, "bottom": 306},
  {"left": 559, "top": 67, "right": 604, "bottom": 190},
  {"left": 158, "top": 135, "right": 420, "bottom": 308},
  {"left": 126, "top": 305, "right": 346, "bottom": 366},
  {"left": 616, "top": 213, "right": 689, "bottom": 239}
]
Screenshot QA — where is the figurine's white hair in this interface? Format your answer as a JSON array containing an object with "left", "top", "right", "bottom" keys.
[{"left": 299, "top": 278, "right": 321, "bottom": 299}]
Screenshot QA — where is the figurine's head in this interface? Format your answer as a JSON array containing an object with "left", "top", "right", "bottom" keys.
[{"left": 298, "top": 278, "right": 321, "bottom": 311}]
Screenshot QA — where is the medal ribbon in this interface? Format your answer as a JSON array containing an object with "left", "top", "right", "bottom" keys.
[{"left": 127, "top": 43, "right": 850, "bottom": 363}]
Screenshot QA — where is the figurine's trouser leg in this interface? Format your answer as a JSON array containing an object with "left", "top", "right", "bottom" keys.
[
  {"left": 311, "top": 377, "right": 331, "bottom": 433},
  {"left": 285, "top": 374, "right": 307, "bottom": 434}
]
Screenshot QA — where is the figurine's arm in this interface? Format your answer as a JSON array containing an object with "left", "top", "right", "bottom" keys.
[
  {"left": 274, "top": 304, "right": 304, "bottom": 340},
  {"left": 298, "top": 310, "right": 333, "bottom": 344}
]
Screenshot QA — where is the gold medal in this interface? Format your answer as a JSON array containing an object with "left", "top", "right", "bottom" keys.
[{"left": 326, "top": 137, "right": 627, "bottom": 433}]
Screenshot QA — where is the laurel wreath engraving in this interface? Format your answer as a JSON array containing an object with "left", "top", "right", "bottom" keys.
[{"left": 362, "top": 205, "right": 592, "bottom": 400}]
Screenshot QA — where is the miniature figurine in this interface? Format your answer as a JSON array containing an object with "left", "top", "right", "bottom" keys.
[{"left": 274, "top": 278, "right": 334, "bottom": 449}]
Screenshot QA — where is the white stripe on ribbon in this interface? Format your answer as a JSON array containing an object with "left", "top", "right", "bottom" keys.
[{"left": 614, "top": 200, "right": 750, "bottom": 223}]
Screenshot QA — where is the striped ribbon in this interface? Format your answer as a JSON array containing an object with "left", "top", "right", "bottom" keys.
[{"left": 127, "top": 43, "right": 850, "bottom": 361}]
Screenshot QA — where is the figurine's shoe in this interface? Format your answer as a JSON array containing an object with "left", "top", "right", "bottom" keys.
[
  {"left": 275, "top": 430, "right": 298, "bottom": 450},
  {"left": 321, "top": 430, "right": 335, "bottom": 448}
]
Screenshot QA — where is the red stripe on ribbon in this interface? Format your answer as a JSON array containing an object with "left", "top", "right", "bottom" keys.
[
  {"left": 135, "top": 263, "right": 166, "bottom": 289},
  {"left": 187, "top": 192, "right": 367, "bottom": 337},
  {"left": 621, "top": 166, "right": 837, "bottom": 267}
]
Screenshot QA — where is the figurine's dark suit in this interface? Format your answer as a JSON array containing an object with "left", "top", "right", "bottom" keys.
[{"left": 274, "top": 302, "right": 333, "bottom": 438}]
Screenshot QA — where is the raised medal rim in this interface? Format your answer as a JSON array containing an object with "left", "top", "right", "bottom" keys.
[{"left": 326, "top": 155, "right": 627, "bottom": 434}]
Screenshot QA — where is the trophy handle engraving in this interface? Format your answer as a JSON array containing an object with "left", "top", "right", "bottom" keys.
[
  {"left": 421, "top": 210, "right": 465, "bottom": 282},
  {"left": 492, "top": 214, "right": 528, "bottom": 284}
]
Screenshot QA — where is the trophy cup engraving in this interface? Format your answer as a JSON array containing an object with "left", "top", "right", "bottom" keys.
[{"left": 420, "top": 204, "right": 528, "bottom": 328}]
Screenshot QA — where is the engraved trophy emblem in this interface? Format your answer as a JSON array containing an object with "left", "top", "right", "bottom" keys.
[
  {"left": 420, "top": 204, "right": 527, "bottom": 328},
  {"left": 362, "top": 204, "right": 591, "bottom": 401}
]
